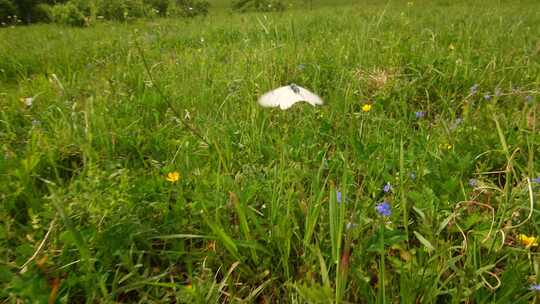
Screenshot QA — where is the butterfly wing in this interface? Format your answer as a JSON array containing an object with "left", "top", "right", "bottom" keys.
[
  {"left": 258, "top": 85, "right": 324, "bottom": 110},
  {"left": 295, "top": 85, "right": 324, "bottom": 107},
  {"left": 258, "top": 85, "right": 301, "bottom": 110}
]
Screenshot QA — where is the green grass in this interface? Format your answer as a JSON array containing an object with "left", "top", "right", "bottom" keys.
[{"left": 1, "top": 0, "right": 540, "bottom": 302}]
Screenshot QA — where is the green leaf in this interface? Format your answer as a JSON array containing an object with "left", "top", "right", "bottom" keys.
[{"left": 413, "top": 231, "right": 435, "bottom": 252}]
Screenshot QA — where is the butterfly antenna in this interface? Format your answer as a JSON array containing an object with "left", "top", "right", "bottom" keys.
[{"left": 134, "top": 40, "right": 211, "bottom": 147}]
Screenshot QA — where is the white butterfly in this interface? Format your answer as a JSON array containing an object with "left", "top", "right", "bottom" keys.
[{"left": 258, "top": 84, "right": 324, "bottom": 110}]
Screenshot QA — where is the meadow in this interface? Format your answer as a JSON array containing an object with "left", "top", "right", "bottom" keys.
[{"left": 1, "top": 0, "right": 540, "bottom": 302}]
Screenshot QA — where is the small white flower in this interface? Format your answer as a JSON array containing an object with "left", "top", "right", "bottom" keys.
[{"left": 22, "top": 97, "right": 34, "bottom": 107}]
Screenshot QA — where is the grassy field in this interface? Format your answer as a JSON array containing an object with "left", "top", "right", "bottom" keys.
[{"left": 1, "top": 0, "right": 540, "bottom": 302}]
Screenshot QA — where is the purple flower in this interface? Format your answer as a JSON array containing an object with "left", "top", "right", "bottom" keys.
[
  {"left": 529, "top": 284, "right": 540, "bottom": 291},
  {"left": 468, "top": 179, "right": 477, "bottom": 187},
  {"left": 336, "top": 191, "right": 343, "bottom": 204},
  {"left": 383, "top": 182, "right": 392, "bottom": 193},
  {"left": 415, "top": 111, "right": 425, "bottom": 118},
  {"left": 532, "top": 177, "right": 540, "bottom": 183},
  {"left": 470, "top": 84, "right": 479, "bottom": 95},
  {"left": 375, "top": 201, "right": 392, "bottom": 217},
  {"left": 484, "top": 94, "right": 491, "bottom": 101}
]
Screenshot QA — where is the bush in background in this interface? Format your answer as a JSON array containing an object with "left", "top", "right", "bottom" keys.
[
  {"left": 96, "top": 0, "right": 149, "bottom": 21},
  {"left": 30, "top": 3, "right": 53, "bottom": 23},
  {"left": 232, "top": 0, "right": 285, "bottom": 12},
  {"left": 50, "top": 1, "right": 86, "bottom": 26},
  {"left": 0, "top": 0, "right": 211, "bottom": 26},
  {"left": 170, "top": 0, "right": 210, "bottom": 17},
  {"left": 0, "top": 0, "right": 17, "bottom": 24},
  {"left": 144, "top": 0, "right": 170, "bottom": 16}
]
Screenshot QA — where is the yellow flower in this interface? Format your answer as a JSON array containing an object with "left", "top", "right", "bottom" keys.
[
  {"left": 518, "top": 234, "right": 538, "bottom": 248},
  {"left": 439, "top": 143, "right": 453, "bottom": 150},
  {"left": 362, "top": 104, "right": 372, "bottom": 113},
  {"left": 166, "top": 171, "right": 180, "bottom": 183},
  {"left": 448, "top": 44, "right": 455, "bottom": 51}
]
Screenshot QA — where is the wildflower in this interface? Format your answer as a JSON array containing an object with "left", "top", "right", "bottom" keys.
[
  {"left": 517, "top": 234, "right": 538, "bottom": 248},
  {"left": 166, "top": 171, "right": 180, "bottom": 183},
  {"left": 525, "top": 95, "right": 533, "bottom": 103},
  {"left": 20, "top": 97, "right": 33, "bottom": 107},
  {"left": 32, "top": 119, "right": 41, "bottom": 126},
  {"left": 470, "top": 84, "right": 478, "bottom": 95},
  {"left": 346, "top": 222, "right": 357, "bottom": 230},
  {"left": 468, "top": 179, "right": 477, "bottom": 187},
  {"left": 530, "top": 284, "right": 540, "bottom": 291},
  {"left": 440, "top": 143, "right": 453, "bottom": 150},
  {"left": 448, "top": 43, "right": 455, "bottom": 50},
  {"left": 484, "top": 94, "right": 491, "bottom": 101},
  {"left": 415, "top": 111, "right": 425, "bottom": 118},
  {"left": 298, "top": 63, "right": 306, "bottom": 70},
  {"left": 410, "top": 172, "right": 416, "bottom": 180},
  {"left": 336, "top": 191, "right": 342, "bottom": 204},
  {"left": 494, "top": 87, "right": 502, "bottom": 97},
  {"left": 362, "top": 104, "right": 372, "bottom": 112},
  {"left": 383, "top": 182, "right": 392, "bottom": 193},
  {"left": 144, "top": 80, "right": 153, "bottom": 88},
  {"left": 375, "top": 201, "right": 392, "bottom": 217},
  {"left": 532, "top": 177, "right": 540, "bottom": 183}
]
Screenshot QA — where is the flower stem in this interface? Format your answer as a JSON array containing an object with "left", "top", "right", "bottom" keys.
[{"left": 380, "top": 221, "right": 386, "bottom": 304}]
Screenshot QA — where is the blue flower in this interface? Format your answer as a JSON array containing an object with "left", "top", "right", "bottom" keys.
[
  {"left": 529, "top": 284, "right": 540, "bottom": 291},
  {"left": 415, "top": 111, "right": 425, "bottom": 118},
  {"left": 532, "top": 177, "right": 540, "bottom": 183},
  {"left": 470, "top": 84, "right": 479, "bottom": 95},
  {"left": 383, "top": 182, "right": 392, "bottom": 193},
  {"left": 484, "top": 94, "right": 491, "bottom": 101},
  {"left": 468, "top": 179, "right": 477, "bottom": 187},
  {"left": 375, "top": 201, "right": 392, "bottom": 217},
  {"left": 336, "top": 191, "right": 343, "bottom": 204}
]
